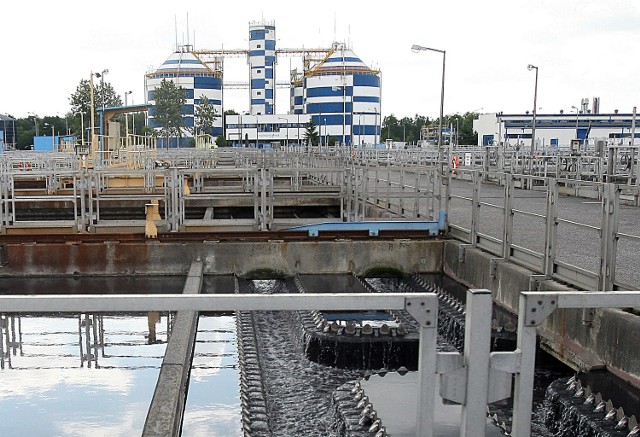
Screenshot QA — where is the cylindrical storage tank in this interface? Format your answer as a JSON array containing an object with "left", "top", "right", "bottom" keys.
[
  {"left": 290, "top": 80, "right": 304, "bottom": 114},
  {"left": 249, "top": 20, "right": 276, "bottom": 115},
  {"left": 304, "top": 44, "right": 380, "bottom": 146},
  {"left": 145, "top": 48, "right": 223, "bottom": 148}
]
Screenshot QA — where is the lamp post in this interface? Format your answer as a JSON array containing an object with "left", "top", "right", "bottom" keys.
[
  {"left": 28, "top": 112, "right": 39, "bottom": 136},
  {"left": 412, "top": 44, "right": 446, "bottom": 174},
  {"left": 402, "top": 119, "right": 406, "bottom": 143},
  {"left": 323, "top": 117, "right": 327, "bottom": 148},
  {"left": 374, "top": 107, "right": 379, "bottom": 145},
  {"left": 527, "top": 64, "right": 538, "bottom": 155},
  {"left": 94, "top": 69, "right": 108, "bottom": 157},
  {"left": 124, "top": 90, "right": 132, "bottom": 147}
]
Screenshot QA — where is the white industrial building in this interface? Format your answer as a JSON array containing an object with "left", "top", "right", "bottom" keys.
[
  {"left": 474, "top": 108, "right": 639, "bottom": 154},
  {"left": 225, "top": 114, "right": 311, "bottom": 148}
]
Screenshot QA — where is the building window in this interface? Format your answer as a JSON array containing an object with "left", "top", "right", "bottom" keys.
[
  {"left": 257, "top": 91, "right": 262, "bottom": 95},
  {"left": 257, "top": 69, "right": 261, "bottom": 74},
  {"left": 257, "top": 44, "right": 262, "bottom": 48}
]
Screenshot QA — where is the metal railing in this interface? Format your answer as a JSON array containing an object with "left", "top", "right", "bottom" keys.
[
  {"left": 447, "top": 168, "right": 640, "bottom": 290},
  {"left": 1, "top": 288, "right": 638, "bottom": 436},
  {"left": 0, "top": 148, "right": 638, "bottom": 290}
]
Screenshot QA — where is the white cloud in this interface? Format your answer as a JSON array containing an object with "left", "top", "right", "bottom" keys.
[{"left": 1, "top": 0, "right": 639, "bottom": 119}]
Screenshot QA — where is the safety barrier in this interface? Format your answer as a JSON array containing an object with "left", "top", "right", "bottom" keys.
[
  {"left": 1, "top": 288, "right": 637, "bottom": 436},
  {"left": 0, "top": 148, "right": 638, "bottom": 291}
]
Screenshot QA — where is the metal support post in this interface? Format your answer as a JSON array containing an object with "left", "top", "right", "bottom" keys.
[
  {"left": 511, "top": 294, "right": 538, "bottom": 437},
  {"left": 400, "top": 163, "right": 406, "bottom": 216},
  {"left": 361, "top": 168, "right": 368, "bottom": 221},
  {"left": 444, "top": 165, "right": 451, "bottom": 229},
  {"left": 260, "top": 168, "right": 267, "bottom": 230},
  {"left": 483, "top": 147, "right": 490, "bottom": 182},
  {"left": 599, "top": 183, "right": 619, "bottom": 291},
  {"left": 543, "top": 179, "right": 558, "bottom": 275},
  {"left": 170, "top": 167, "right": 180, "bottom": 232},
  {"left": 630, "top": 107, "right": 637, "bottom": 185},
  {"left": 346, "top": 167, "right": 353, "bottom": 221},
  {"left": 503, "top": 174, "right": 514, "bottom": 260},
  {"left": 460, "top": 289, "right": 493, "bottom": 436},
  {"left": 414, "top": 170, "right": 421, "bottom": 218},
  {"left": 405, "top": 296, "right": 439, "bottom": 437},
  {"left": 267, "top": 169, "right": 273, "bottom": 230},
  {"left": 470, "top": 171, "right": 481, "bottom": 245}
]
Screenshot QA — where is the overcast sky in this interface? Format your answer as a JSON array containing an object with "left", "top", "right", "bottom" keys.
[{"left": 2, "top": 0, "right": 639, "bottom": 120}]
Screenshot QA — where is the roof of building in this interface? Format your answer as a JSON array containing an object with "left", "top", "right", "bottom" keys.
[
  {"left": 147, "top": 48, "right": 221, "bottom": 78},
  {"left": 0, "top": 114, "right": 15, "bottom": 122},
  {"left": 308, "top": 44, "right": 378, "bottom": 77}
]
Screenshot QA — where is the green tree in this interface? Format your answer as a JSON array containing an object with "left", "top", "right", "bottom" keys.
[
  {"left": 68, "top": 78, "right": 122, "bottom": 139},
  {"left": 382, "top": 113, "right": 430, "bottom": 144},
  {"left": 15, "top": 117, "right": 36, "bottom": 150},
  {"left": 443, "top": 112, "right": 479, "bottom": 145},
  {"left": 303, "top": 120, "right": 319, "bottom": 146},
  {"left": 215, "top": 134, "right": 228, "bottom": 147},
  {"left": 194, "top": 95, "right": 219, "bottom": 136},
  {"left": 152, "top": 79, "right": 187, "bottom": 148}
]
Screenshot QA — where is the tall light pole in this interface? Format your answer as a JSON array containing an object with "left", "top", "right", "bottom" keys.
[
  {"left": 527, "top": 64, "right": 538, "bottom": 155},
  {"left": 324, "top": 117, "right": 327, "bottom": 147},
  {"left": 402, "top": 119, "right": 406, "bottom": 143},
  {"left": 94, "top": 69, "right": 108, "bottom": 156},
  {"left": 374, "top": 107, "right": 379, "bottom": 145},
  {"left": 28, "top": 112, "right": 39, "bottom": 136},
  {"left": 412, "top": 44, "right": 446, "bottom": 175},
  {"left": 124, "top": 90, "right": 132, "bottom": 147}
]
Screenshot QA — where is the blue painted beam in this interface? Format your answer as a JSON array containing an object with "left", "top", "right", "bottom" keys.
[{"left": 289, "top": 212, "right": 447, "bottom": 237}]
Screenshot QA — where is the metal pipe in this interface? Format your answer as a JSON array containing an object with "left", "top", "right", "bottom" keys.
[{"left": 527, "top": 64, "right": 539, "bottom": 155}]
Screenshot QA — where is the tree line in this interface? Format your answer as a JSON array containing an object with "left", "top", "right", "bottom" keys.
[
  {"left": 381, "top": 112, "right": 479, "bottom": 145},
  {"left": 6, "top": 76, "right": 479, "bottom": 149}
]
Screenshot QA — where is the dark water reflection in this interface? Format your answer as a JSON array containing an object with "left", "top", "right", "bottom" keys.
[{"left": 0, "top": 275, "right": 185, "bottom": 295}]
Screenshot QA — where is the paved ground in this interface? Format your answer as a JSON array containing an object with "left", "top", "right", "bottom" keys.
[
  {"left": 370, "top": 168, "right": 640, "bottom": 289},
  {"left": 446, "top": 177, "right": 640, "bottom": 289}
]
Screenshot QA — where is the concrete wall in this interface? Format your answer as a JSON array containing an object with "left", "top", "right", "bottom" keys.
[
  {"left": 0, "top": 239, "right": 443, "bottom": 277},
  {"left": 443, "top": 239, "right": 640, "bottom": 387}
]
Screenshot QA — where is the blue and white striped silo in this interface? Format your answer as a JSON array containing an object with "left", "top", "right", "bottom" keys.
[
  {"left": 145, "top": 47, "right": 223, "bottom": 147},
  {"left": 290, "top": 69, "right": 304, "bottom": 114},
  {"left": 249, "top": 21, "right": 276, "bottom": 115},
  {"left": 304, "top": 43, "right": 381, "bottom": 146}
]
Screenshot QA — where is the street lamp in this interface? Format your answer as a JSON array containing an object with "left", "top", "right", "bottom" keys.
[
  {"left": 94, "top": 69, "right": 109, "bottom": 155},
  {"left": 527, "top": 64, "right": 539, "bottom": 155},
  {"left": 323, "top": 117, "right": 327, "bottom": 147},
  {"left": 124, "top": 90, "right": 132, "bottom": 147},
  {"left": 28, "top": 112, "right": 39, "bottom": 136},
  {"left": 412, "top": 44, "right": 446, "bottom": 173}
]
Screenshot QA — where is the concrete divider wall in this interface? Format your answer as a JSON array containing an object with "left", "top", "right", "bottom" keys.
[
  {"left": 443, "top": 239, "right": 640, "bottom": 387},
  {"left": 1, "top": 240, "right": 443, "bottom": 276},
  {"left": 143, "top": 261, "right": 203, "bottom": 437}
]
